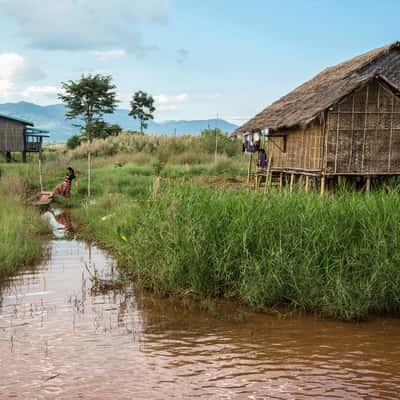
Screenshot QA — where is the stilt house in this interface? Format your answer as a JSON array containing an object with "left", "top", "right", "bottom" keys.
[
  {"left": 0, "top": 114, "right": 49, "bottom": 162},
  {"left": 235, "top": 41, "right": 400, "bottom": 191}
]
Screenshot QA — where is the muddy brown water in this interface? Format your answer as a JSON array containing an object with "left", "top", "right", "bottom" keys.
[{"left": 1, "top": 210, "right": 400, "bottom": 399}]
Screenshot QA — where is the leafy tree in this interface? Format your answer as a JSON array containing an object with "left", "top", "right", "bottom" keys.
[
  {"left": 129, "top": 90, "right": 156, "bottom": 134},
  {"left": 66, "top": 134, "right": 81, "bottom": 149},
  {"left": 200, "top": 128, "right": 241, "bottom": 157},
  {"left": 90, "top": 121, "right": 122, "bottom": 139},
  {"left": 58, "top": 74, "right": 118, "bottom": 196}
]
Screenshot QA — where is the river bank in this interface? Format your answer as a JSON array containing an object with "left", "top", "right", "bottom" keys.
[
  {"left": 1, "top": 208, "right": 400, "bottom": 399},
  {"left": 73, "top": 183, "right": 400, "bottom": 321},
  {"left": 0, "top": 173, "right": 48, "bottom": 281}
]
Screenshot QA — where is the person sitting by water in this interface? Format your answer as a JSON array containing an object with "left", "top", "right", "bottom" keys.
[
  {"left": 53, "top": 167, "right": 76, "bottom": 197},
  {"left": 257, "top": 149, "right": 267, "bottom": 169}
]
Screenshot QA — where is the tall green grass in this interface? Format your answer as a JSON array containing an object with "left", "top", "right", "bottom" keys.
[
  {"left": 0, "top": 173, "right": 48, "bottom": 281},
  {"left": 74, "top": 185, "right": 400, "bottom": 321}
]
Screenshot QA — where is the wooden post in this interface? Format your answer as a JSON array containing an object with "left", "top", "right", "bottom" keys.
[
  {"left": 279, "top": 172, "right": 283, "bottom": 190},
  {"left": 320, "top": 175, "right": 326, "bottom": 195},
  {"left": 88, "top": 150, "right": 91, "bottom": 197},
  {"left": 263, "top": 155, "right": 273, "bottom": 194},
  {"left": 38, "top": 149, "right": 43, "bottom": 192},
  {"left": 22, "top": 151, "right": 27, "bottom": 163},
  {"left": 247, "top": 153, "right": 252, "bottom": 185},
  {"left": 305, "top": 175, "right": 310, "bottom": 192},
  {"left": 366, "top": 177, "right": 371, "bottom": 193},
  {"left": 6, "top": 151, "right": 11, "bottom": 163},
  {"left": 290, "top": 173, "right": 295, "bottom": 192}
]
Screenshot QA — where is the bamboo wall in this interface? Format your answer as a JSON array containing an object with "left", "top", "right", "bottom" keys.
[
  {"left": 0, "top": 117, "right": 25, "bottom": 152},
  {"left": 325, "top": 79, "right": 400, "bottom": 174},
  {"left": 268, "top": 120, "right": 323, "bottom": 171}
]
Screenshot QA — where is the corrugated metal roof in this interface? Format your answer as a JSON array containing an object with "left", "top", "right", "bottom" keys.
[{"left": 0, "top": 113, "right": 34, "bottom": 126}]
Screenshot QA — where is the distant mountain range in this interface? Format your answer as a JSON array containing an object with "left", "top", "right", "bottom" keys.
[{"left": 0, "top": 101, "right": 238, "bottom": 142}]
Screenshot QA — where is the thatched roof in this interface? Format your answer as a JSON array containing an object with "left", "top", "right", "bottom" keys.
[{"left": 235, "top": 41, "right": 400, "bottom": 134}]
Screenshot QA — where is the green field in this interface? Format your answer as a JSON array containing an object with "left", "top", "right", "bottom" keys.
[
  {"left": 2, "top": 133, "right": 400, "bottom": 320},
  {"left": 0, "top": 172, "right": 48, "bottom": 281}
]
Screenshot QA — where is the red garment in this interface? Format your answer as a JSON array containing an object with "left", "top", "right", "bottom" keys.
[{"left": 53, "top": 179, "right": 72, "bottom": 197}]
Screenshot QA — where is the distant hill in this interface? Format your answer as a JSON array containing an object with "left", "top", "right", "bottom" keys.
[{"left": 0, "top": 101, "right": 238, "bottom": 142}]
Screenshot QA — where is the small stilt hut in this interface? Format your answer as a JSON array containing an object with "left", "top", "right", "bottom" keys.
[
  {"left": 234, "top": 41, "right": 400, "bottom": 192},
  {"left": 0, "top": 114, "right": 49, "bottom": 162}
]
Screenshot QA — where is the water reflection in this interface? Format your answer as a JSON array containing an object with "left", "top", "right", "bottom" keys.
[{"left": 0, "top": 211, "right": 400, "bottom": 399}]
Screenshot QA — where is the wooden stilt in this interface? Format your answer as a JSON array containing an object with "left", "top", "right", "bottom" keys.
[
  {"left": 290, "top": 173, "right": 295, "bottom": 192},
  {"left": 255, "top": 170, "right": 259, "bottom": 191},
  {"left": 305, "top": 176, "right": 310, "bottom": 192},
  {"left": 366, "top": 177, "right": 371, "bottom": 193},
  {"left": 6, "top": 151, "right": 11, "bottom": 163},
  {"left": 263, "top": 155, "right": 273, "bottom": 194},
  {"left": 320, "top": 176, "right": 326, "bottom": 195},
  {"left": 22, "top": 151, "right": 27, "bottom": 163},
  {"left": 279, "top": 172, "right": 283, "bottom": 190},
  {"left": 247, "top": 153, "right": 252, "bottom": 185}
]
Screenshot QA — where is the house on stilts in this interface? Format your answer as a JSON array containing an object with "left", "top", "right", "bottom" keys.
[
  {"left": 0, "top": 114, "right": 49, "bottom": 162},
  {"left": 235, "top": 41, "right": 400, "bottom": 192}
]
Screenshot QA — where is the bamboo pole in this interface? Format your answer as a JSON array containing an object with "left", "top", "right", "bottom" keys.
[
  {"left": 320, "top": 176, "right": 326, "bottom": 195},
  {"left": 88, "top": 150, "right": 91, "bottom": 197},
  {"left": 388, "top": 93, "right": 395, "bottom": 172},
  {"left": 38, "top": 151, "right": 43, "bottom": 192},
  {"left": 361, "top": 85, "right": 370, "bottom": 171},
  {"left": 279, "top": 172, "right": 283, "bottom": 190},
  {"left": 323, "top": 111, "right": 329, "bottom": 173},
  {"left": 347, "top": 94, "right": 355, "bottom": 171},
  {"left": 290, "top": 173, "right": 294, "bottom": 192},
  {"left": 305, "top": 175, "right": 310, "bottom": 192},
  {"left": 366, "top": 177, "right": 371, "bottom": 193},
  {"left": 246, "top": 153, "right": 252, "bottom": 185},
  {"left": 334, "top": 103, "right": 341, "bottom": 173},
  {"left": 263, "top": 155, "right": 273, "bottom": 194}
]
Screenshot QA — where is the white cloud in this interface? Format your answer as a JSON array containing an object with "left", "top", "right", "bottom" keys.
[
  {"left": 154, "top": 93, "right": 188, "bottom": 111},
  {"left": 154, "top": 93, "right": 188, "bottom": 104},
  {"left": 0, "top": 52, "right": 50, "bottom": 103},
  {"left": 92, "top": 49, "right": 127, "bottom": 61},
  {"left": 20, "top": 86, "right": 59, "bottom": 104},
  {"left": 0, "top": 0, "right": 169, "bottom": 55},
  {"left": 0, "top": 53, "right": 45, "bottom": 81}
]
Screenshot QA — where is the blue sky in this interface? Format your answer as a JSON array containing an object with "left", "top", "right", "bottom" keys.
[{"left": 0, "top": 0, "right": 399, "bottom": 123}]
